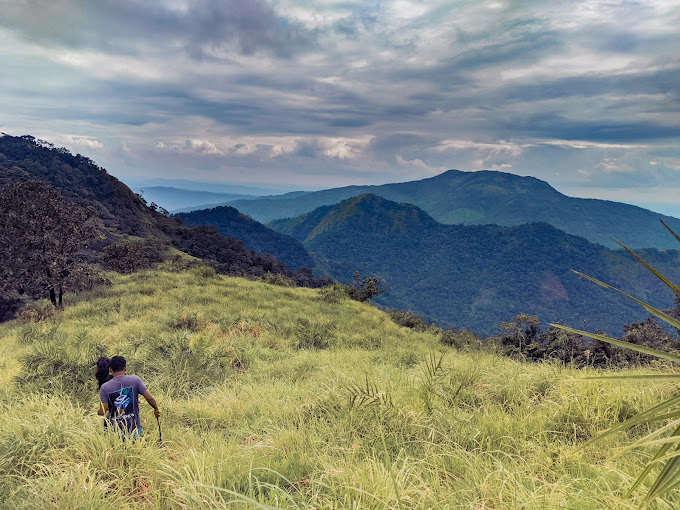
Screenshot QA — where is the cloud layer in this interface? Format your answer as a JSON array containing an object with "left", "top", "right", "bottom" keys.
[{"left": 1, "top": 0, "right": 679, "bottom": 213}]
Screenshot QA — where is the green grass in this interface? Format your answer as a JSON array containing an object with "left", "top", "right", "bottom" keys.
[{"left": 1, "top": 268, "right": 679, "bottom": 508}]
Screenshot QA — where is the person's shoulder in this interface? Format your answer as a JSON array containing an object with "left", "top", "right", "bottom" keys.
[
  {"left": 128, "top": 374, "right": 147, "bottom": 387},
  {"left": 100, "top": 378, "right": 114, "bottom": 390}
]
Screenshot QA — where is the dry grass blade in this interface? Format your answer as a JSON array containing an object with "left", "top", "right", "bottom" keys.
[
  {"left": 660, "top": 220, "right": 680, "bottom": 247},
  {"left": 578, "top": 375, "right": 680, "bottom": 381}
]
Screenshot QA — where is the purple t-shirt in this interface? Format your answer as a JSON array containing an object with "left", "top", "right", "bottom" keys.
[{"left": 100, "top": 375, "right": 147, "bottom": 432}]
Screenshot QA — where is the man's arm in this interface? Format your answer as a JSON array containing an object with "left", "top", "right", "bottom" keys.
[
  {"left": 142, "top": 390, "right": 161, "bottom": 418},
  {"left": 98, "top": 402, "right": 107, "bottom": 416}
]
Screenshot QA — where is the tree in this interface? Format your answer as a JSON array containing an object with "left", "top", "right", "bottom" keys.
[
  {"left": 0, "top": 181, "right": 100, "bottom": 307},
  {"left": 101, "top": 240, "right": 150, "bottom": 274},
  {"left": 348, "top": 271, "right": 388, "bottom": 302}
]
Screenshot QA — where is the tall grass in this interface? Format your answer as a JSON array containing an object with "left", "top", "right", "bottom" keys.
[
  {"left": 0, "top": 269, "right": 678, "bottom": 508},
  {"left": 552, "top": 222, "right": 680, "bottom": 508}
]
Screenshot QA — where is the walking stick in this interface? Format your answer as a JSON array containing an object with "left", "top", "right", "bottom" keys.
[{"left": 156, "top": 414, "right": 162, "bottom": 445}]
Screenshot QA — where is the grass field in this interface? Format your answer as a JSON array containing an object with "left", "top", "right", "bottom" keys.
[{"left": 1, "top": 268, "right": 678, "bottom": 509}]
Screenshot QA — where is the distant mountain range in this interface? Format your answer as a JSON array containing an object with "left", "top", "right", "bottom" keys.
[
  {"left": 270, "top": 194, "right": 680, "bottom": 335},
  {"left": 217, "top": 170, "right": 680, "bottom": 250},
  {"left": 4, "top": 134, "right": 679, "bottom": 335},
  {"left": 132, "top": 186, "right": 257, "bottom": 211}
]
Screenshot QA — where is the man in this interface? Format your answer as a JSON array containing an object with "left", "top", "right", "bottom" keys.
[{"left": 99, "top": 355, "right": 161, "bottom": 438}]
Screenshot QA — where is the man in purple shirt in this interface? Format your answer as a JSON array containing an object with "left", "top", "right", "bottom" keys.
[{"left": 99, "top": 356, "right": 161, "bottom": 437}]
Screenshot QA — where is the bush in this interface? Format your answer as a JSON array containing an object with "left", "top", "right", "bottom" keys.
[
  {"left": 16, "top": 299, "right": 56, "bottom": 323},
  {"left": 261, "top": 272, "right": 296, "bottom": 287},
  {"left": 101, "top": 241, "right": 150, "bottom": 274},
  {"left": 319, "top": 283, "right": 349, "bottom": 304},
  {"left": 294, "top": 318, "right": 336, "bottom": 350},
  {"left": 388, "top": 310, "right": 437, "bottom": 332},
  {"left": 19, "top": 335, "right": 108, "bottom": 404},
  {"left": 136, "top": 332, "right": 243, "bottom": 396},
  {"left": 440, "top": 328, "right": 482, "bottom": 351},
  {"left": 168, "top": 312, "right": 207, "bottom": 332},
  {"left": 190, "top": 264, "right": 217, "bottom": 280},
  {"left": 347, "top": 271, "right": 387, "bottom": 302}
]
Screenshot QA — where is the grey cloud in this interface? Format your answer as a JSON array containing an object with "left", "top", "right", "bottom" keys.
[
  {"left": 449, "top": 22, "right": 561, "bottom": 71},
  {"left": 501, "top": 68, "right": 680, "bottom": 104},
  {"left": 503, "top": 113, "right": 680, "bottom": 143},
  {"left": 1, "top": 0, "right": 315, "bottom": 58},
  {"left": 2, "top": 0, "right": 680, "bottom": 214}
]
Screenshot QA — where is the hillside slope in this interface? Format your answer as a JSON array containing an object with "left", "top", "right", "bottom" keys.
[
  {"left": 272, "top": 194, "right": 680, "bottom": 334},
  {"left": 177, "top": 206, "right": 317, "bottom": 270},
  {"left": 227, "top": 169, "right": 680, "bottom": 249},
  {"left": 0, "top": 269, "right": 676, "bottom": 508},
  {"left": 0, "top": 135, "right": 326, "bottom": 316}
]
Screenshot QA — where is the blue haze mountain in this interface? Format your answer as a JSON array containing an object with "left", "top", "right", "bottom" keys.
[
  {"left": 132, "top": 186, "right": 257, "bottom": 211},
  {"left": 217, "top": 170, "right": 680, "bottom": 250}
]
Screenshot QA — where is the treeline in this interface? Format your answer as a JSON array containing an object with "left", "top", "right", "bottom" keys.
[{"left": 390, "top": 309, "right": 680, "bottom": 369}]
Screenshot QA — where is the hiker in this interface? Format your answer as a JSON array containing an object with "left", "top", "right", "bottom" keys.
[{"left": 99, "top": 355, "right": 161, "bottom": 438}]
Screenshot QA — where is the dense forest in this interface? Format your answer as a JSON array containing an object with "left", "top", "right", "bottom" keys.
[
  {"left": 177, "top": 206, "right": 317, "bottom": 270},
  {"left": 271, "top": 194, "right": 680, "bottom": 335}
]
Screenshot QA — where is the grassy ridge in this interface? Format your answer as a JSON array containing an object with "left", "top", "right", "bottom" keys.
[{"left": 1, "top": 270, "right": 678, "bottom": 508}]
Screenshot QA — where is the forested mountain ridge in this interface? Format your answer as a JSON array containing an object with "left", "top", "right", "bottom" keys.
[
  {"left": 272, "top": 194, "right": 680, "bottom": 335},
  {"left": 226, "top": 169, "right": 680, "bottom": 249},
  {"left": 0, "top": 135, "right": 327, "bottom": 320},
  {"left": 177, "top": 206, "right": 317, "bottom": 270},
  {"left": 0, "top": 135, "right": 159, "bottom": 238}
]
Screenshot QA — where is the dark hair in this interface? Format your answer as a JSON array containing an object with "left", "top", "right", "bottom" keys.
[
  {"left": 95, "top": 357, "right": 112, "bottom": 388},
  {"left": 109, "top": 355, "right": 127, "bottom": 373}
]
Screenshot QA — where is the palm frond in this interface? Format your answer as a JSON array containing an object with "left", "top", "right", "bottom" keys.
[
  {"left": 613, "top": 238, "right": 680, "bottom": 298},
  {"left": 551, "top": 324, "right": 680, "bottom": 364},
  {"left": 570, "top": 271, "right": 680, "bottom": 331}
]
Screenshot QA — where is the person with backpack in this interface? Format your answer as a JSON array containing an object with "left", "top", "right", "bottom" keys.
[{"left": 99, "top": 355, "right": 161, "bottom": 438}]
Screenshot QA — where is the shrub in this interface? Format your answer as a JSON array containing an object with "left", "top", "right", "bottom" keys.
[
  {"left": 190, "top": 264, "right": 217, "bottom": 280},
  {"left": 440, "top": 328, "right": 482, "bottom": 351},
  {"left": 388, "top": 310, "right": 437, "bottom": 332},
  {"left": 294, "top": 318, "right": 336, "bottom": 350},
  {"left": 319, "top": 283, "right": 349, "bottom": 304},
  {"left": 19, "top": 335, "right": 107, "bottom": 404},
  {"left": 261, "top": 272, "right": 296, "bottom": 287},
  {"left": 168, "top": 312, "right": 206, "bottom": 332},
  {"left": 101, "top": 240, "right": 150, "bottom": 274},
  {"left": 16, "top": 299, "right": 56, "bottom": 323},
  {"left": 136, "top": 332, "right": 243, "bottom": 396}
]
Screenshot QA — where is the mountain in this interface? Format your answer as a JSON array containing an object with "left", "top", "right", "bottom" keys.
[
  {"left": 177, "top": 206, "right": 317, "bottom": 270},
  {"left": 226, "top": 170, "right": 680, "bottom": 250},
  {"left": 271, "top": 194, "right": 680, "bottom": 335},
  {"left": 132, "top": 186, "right": 257, "bottom": 211},
  {"left": 0, "top": 135, "right": 327, "bottom": 318}
]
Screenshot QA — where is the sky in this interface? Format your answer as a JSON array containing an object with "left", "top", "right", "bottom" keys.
[{"left": 1, "top": 0, "right": 679, "bottom": 214}]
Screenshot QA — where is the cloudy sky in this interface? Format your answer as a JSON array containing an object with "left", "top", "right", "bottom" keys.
[{"left": 2, "top": 0, "right": 679, "bottom": 213}]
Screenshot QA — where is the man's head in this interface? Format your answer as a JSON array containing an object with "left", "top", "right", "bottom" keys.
[{"left": 109, "top": 355, "right": 127, "bottom": 374}]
